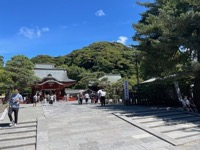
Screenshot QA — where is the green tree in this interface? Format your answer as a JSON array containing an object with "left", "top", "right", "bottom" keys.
[
  {"left": 0, "top": 68, "right": 13, "bottom": 91},
  {"left": 0, "top": 56, "right": 4, "bottom": 67},
  {"left": 54, "top": 56, "right": 66, "bottom": 67},
  {"left": 74, "top": 71, "right": 105, "bottom": 89},
  {"left": 133, "top": 0, "right": 200, "bottom": 109},
  {"left": 66, "top": 65, "right": 87, "bottom": 81},
  {"left": 5, "top": 55, "right": 37, "bottom": 92},
  {"left": 28, "top": 42, "right": 141, "bottom": 89},
  {"left": 63, "top": 42, "right": 138, "bottom": 79},
  {"left": 31, "top": 55, "right": 55, "bottom": 64},
  {"left": 133, "top": 0, "right": 200, "bottom": 78}
]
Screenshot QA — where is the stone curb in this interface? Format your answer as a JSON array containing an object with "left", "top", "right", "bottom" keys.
[
  {"left": 36, "top": 117, "right": 49, "bottom": 150},
  {"left": 113, "top": 112, "right": 180, "bottom": 146}
]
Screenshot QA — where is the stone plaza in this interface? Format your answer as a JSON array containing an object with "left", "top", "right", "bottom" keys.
[{"left": 1, "top": 101, "right": 200, "bottom": 150}]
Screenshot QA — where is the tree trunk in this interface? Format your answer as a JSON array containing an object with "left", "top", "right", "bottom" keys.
[
  {"left": 4, "top": 90, "right": 11, "bottom": 104},
  {"left": 193, "top": 73, "right": 200, "bottom": 112}
]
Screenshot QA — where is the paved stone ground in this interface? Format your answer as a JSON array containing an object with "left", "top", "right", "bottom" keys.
[
  {"left": 40, "top": 101, "right": 200, "bottom": 150},
  {"left": 1, "top": 101, "right": 200, "bottom": 150},
  {"left": 113, "top": 107, "right": 200, "bottom": 146},
  {"left": 0, "top": 104, "right": 5, "bottom": 112},
  {"left": 0, "top": 103, "right": 44, "bottom": 149}
]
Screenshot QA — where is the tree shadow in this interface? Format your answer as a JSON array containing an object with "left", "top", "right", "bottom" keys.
[
  {"left": 92, "top": 104, "right": 200, "bottom": 126},
  {"left": 0, "top": 123, "right": 10, "bottom": 128}
]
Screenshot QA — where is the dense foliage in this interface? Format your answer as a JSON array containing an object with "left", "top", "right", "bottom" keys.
[
  {"left": 133, "top": 0, "right": 200, "bottom": 109},
  {"left": 133, "top": 0, "right": 200, "bottom": 79},
  {"left": 4, "top": 55, "right": 38, "bottom": 93},
  {"left": 0, "top": 42, "right": 139, "bottom": 96},
  {"left": 1, "top": 0, "right": 200, "bottom": 107},
  {"left": 30, "top": 42, "right": 140, "bottom": 89}
]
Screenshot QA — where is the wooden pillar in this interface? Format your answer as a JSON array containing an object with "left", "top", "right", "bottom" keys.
[{"left": 56, "top": 90, "right": 60, "bottom": 101}]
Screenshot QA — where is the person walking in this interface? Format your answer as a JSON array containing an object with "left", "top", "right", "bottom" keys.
[{"left": 8, "top": 87, "right": 23, "bottom": 127}]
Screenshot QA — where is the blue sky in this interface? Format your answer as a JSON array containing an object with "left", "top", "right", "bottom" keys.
[{"left": 0, "top": 0, "right": 152, "bottom": 63}]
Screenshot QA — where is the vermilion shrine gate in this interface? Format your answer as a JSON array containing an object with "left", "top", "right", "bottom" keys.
[{"left": 32, "top": 64, "right": 76, "bottom": 100}]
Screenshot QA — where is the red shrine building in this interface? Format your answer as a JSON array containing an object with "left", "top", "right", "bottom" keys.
[{"left": 32, "top": 64, "right": 76, "bottom": 100}]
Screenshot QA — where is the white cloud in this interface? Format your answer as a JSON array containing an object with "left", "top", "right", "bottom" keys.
[
  {"left": 117, "top": 36, "right": 128, "bottom": 45},
  {"left": 95, "top": 10, "right": 106, "bottom": 16},
  {"left": 41, "top": 27, "right": 49, "bottom": 32},
  {"left": 19, "top": 26, "right": 50, "bottom": 39},
  {"left": 60, "top": 25, "right": 69, "bottom": 29}
]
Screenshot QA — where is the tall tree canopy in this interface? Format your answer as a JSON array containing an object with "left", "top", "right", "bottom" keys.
[
  {"left": 5, "top": 55, "right": 37, "bottom": 92},
  {"left": 63, "top": 42, "right": 136, "bottom": 78},
  {"left": 0, "top": 42, "right": 140, "bottom": 92},
  {"left": 30, "top": 42, "right": 140, "bottom": 87},
  {"left": 31, "top": 55, "right": 56, "bottom": 65},
  {"left": 133, "top": 0, "right": 200, "bottom": 79},
  {"left": 133, "top": 0, "right": 200, "bottom": 109},
  {"left": 0, "top": 56, "right": 4, "bottom": 67}
]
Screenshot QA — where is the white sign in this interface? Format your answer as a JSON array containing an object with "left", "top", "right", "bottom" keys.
[{"left": 123, "top": 81, "right": 129, "bottom": 100}]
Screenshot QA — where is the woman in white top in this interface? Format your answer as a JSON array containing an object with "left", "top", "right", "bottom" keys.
[{"left": 85, "top": 93, "right": 89, "bottom": 104}]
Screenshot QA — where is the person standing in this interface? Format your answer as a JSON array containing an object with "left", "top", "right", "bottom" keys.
[
  {"left": 66, "top": 94, "right": 70, "bottom": 101},
  {"left": 49, "top": 94, "right": 54, "bottom": 105},
  {"left": 179, "top": 96, "right": 190, "bottom": 111},
  {"left": 53, "top": 94, "right": 57, "bottom": 103},
  {"left": 33, "top": 94, "right": 37, "bottom": 107},
  {"left": 90, "top": 92, "right": 95, "bottom": 104},
  {"left": 79, "top": 92, "right": 84, "bottom": 105},
  {"left": 8, "top": 87, "right": 23, "bottom": 127},
  {"left": 185, "top": 96, "right": 191, "bottom": 111},
  {"left": 43, "top": 95, "right": 47, "bottom": 106},
  {"left": 85, "top": 93, "right": 89, "bottom": 104},
  {"left": 98, "top": 89, "right": 106, "bottom": 106}
]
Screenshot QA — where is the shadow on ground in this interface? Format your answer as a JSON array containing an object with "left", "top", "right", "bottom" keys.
[
  {"left": 0, "top": 123, "right": 10, "bottom": 128},
  {"left": 91, "top": 104, "right": 200, "bottom": 126}
]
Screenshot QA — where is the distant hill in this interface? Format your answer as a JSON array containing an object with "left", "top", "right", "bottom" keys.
[{"left": 31, "top": 41, "right": 137, "bottom": 79}]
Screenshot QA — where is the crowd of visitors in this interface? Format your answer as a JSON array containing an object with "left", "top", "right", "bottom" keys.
[
  {"left": 33, "top": 93, "right": 57, "bottom": 106},
  {"left": 77, "top": 89, "right": 107, "bottom": 106},
  {"left": 1, "top": 87, "right": 200, "bottom": 129}
]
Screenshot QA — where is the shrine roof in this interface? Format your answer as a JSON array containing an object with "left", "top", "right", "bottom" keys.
[
  {"left": 98, "top": 74, "right": 121, "bottom": 83},
  {"left": 34, "top": 64, "right": 75, "bottom": 82}
]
